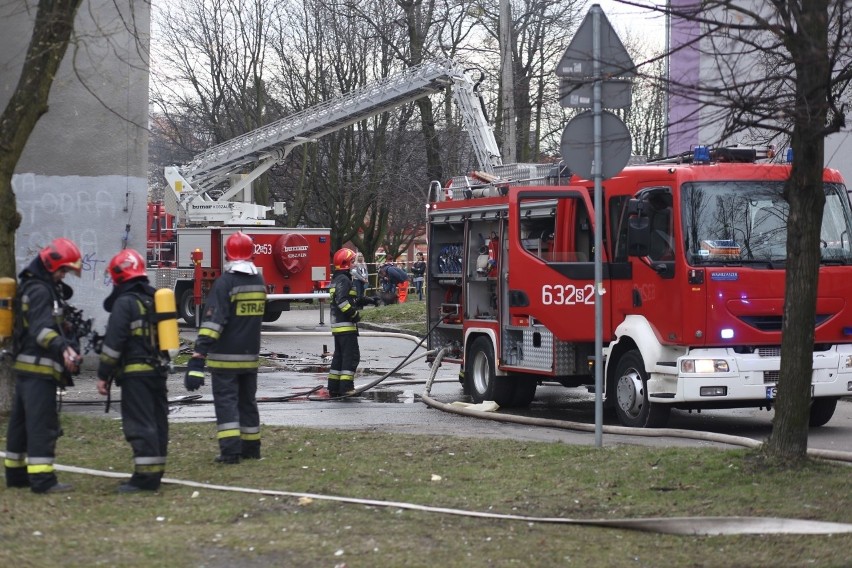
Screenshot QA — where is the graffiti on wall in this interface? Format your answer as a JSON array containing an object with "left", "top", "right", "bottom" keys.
[{"left": 12, "top": 172, "right": 148, "bottom": 325}]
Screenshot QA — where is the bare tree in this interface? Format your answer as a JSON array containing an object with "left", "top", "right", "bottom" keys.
[
  {"left": 476, "top": 0, "right": 584, "bottom": 161},
  {"left": 618, "top": 35, "right": 666, "bottom": 160},
  {"left": 150, "top": 0, "right": 275, "bottom": 204}
]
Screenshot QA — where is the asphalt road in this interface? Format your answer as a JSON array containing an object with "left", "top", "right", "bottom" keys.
[{"left": 62, "top": 307, "right": 852, "bottom": 455}]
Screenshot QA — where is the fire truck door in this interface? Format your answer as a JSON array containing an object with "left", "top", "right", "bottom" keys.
[
  {"left": 618, "top": 185, "right": 684, "bottom": 344},
  {"left": 507, "top": 189, "right": 604, "bottom": 341}
]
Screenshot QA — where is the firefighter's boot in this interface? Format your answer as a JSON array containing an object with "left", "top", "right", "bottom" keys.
[
  {"left": 215, "top": 454, "right": 241, "bottom": 465},
  {"left": 327, "top": 378, "right": 340, "bottom": 398},
  {"left": 241, "top": 440, "right": 261, "bottom": 460},
  {"left": 126, "top": 472, "right": 162, "bottom": 491},
  {"left": 29, "top": 472, "right": 61, "bottom": 494},
  {"left": 5, "top": 464, "right": 30, "bottom": 488},
  {"left": 339, "top": 380, "right": 358, "bottom": 397}
]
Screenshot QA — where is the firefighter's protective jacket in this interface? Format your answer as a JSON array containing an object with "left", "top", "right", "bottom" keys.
[
  {"left": 13, "top": 258, "right": 74, "bottom": 382},
  {"left": 98, "top": 279, "right": 162, "bottom": 379},
  {"left": 329, "top": 270, "right": 359, "bottom": 335},
  {"left": 194, "top": 269, "right": 266, "bottom": 372}
]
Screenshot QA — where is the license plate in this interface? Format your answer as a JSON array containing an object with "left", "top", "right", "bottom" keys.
[{"left": 765, "top": 384, "right": 813, "bottom": 400}]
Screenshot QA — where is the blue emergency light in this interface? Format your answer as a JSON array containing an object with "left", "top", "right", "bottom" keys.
[
  {"left": 786, "top": 148, "right": 793, "bottom": 163},
  {"left": 694, "top": 145, "right": 711, "bottom": 163}
]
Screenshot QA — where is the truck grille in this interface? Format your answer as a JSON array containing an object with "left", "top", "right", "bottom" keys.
[
  {"left": 763, "top": 370, "right": 780, "bottom": 384},
  {"left": 757, "top": 346, "right": 781, "bottom": 358}
]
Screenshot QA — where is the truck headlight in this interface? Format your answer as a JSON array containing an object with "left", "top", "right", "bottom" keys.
[{"left": 681, "top": 359, "right": 730, "bottom": 373}]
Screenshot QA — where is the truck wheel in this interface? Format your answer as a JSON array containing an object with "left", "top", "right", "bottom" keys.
[
  {"left": 262, "top": 310, "right": 282, "bottom": 323},
  {"left": 809, "top": 397, "right": 838, "bottom": 427},
  {"left": 613, "top": 350, "right": 670, "bottom": 428},
  {"left": 465, "top": 337, "right": 514, "bottom": 406},
  {"left": 178, "top": 288, "right": 202, "bottom": 326},
  {"left": 510, "top": 376, "right": 537, "bottom": 408}
]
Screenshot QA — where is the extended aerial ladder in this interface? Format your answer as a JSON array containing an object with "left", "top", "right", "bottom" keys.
[{"left": 163, "top": 58, "right": 503, "bottom": 225}]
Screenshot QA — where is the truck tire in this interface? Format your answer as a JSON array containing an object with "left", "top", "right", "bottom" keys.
[
  {"left": 510, "top": 376, "right": 537, "bottom": 407},
  {"left": 465, "top": 336, "right": 515, "bottom": 407},
  {"left": 613, "top": 350, "right": 670, "bottom": 428},
  {"left": 178, "top": 288, "right": 203, "bottom": 327},
  {"left": 809, "top": 397, "right": 838, "bottom": 427},
  {"left": 262, "top": 310, "right": 282, "bottom": 323}
]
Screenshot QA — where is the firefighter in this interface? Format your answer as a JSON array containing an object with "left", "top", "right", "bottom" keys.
[
  {"left": 184, "top": 232, "right": 266, "bottom": 464},
  {"left": 327, "top": 248, "right": 362, "bottom": 397},
  {"left": 4, "top": 238, "right": 82, "bottom": 494},
  {"left": 96, "top": 249, "right": 169, "bottom": 493}
]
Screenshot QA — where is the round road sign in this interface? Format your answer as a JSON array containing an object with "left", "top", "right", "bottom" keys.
[{"left": 560, "top": 110, "right": 632, "bottom": 180}]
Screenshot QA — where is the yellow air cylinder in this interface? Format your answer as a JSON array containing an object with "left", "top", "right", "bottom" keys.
[
  {"left": 0, "top": 277, "right": 16, "bottom": 340},
  {"left": 154, "top": 288, "right": 180, "bottom": 353}
]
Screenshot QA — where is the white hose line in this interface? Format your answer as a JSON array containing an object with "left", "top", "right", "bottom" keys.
[
  {"left": 422, "top": 349, "right": 852, "bottom": 463},
  {"left": 4, "top": 451, "right": 849, "bottom": 536},
  {"left": 418, "top": 389, "right": 761, "bottom": 449},
  {"left": 262, "top": 330, "right": 424, "bottom": 346}
]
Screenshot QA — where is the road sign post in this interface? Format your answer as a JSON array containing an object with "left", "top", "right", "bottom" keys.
[{"left": 556, "top": 4, "right": 635, "bottom": 447}]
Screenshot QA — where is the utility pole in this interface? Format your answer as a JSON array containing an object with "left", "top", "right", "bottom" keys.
[{"left": 499, "top": 0, "right": 516, "bottom": 162}]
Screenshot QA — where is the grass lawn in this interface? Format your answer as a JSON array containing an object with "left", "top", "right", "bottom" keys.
[{"left": 1, "top": 414, "right": 850, "bottom": 567}]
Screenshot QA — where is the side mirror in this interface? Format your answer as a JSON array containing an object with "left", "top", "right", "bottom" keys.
[{"left": 628, "top": 217, "right": 650, "bottom": 257}]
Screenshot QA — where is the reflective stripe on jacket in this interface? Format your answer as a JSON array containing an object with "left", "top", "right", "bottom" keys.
[
  {"left": 329, "top": 270, "right": 359, "bottom": 335},
  {"left": 195, "top": 271, "right": 266, "bottom": 371}
]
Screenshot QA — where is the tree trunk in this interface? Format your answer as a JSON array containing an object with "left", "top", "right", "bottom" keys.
[
  {"left": 0, "top": 0, "right": 83, "bottom": 413},
  {"left": 764, "top": 2, "right": 830, "bottom": 463}
]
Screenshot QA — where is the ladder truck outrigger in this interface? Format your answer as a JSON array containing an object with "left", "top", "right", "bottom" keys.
[
  {"left": 147, "top": 59, "right": 503, "bottom": 324},
  {"left": 426, "top": 145, "right": 852, "bottom": 427}
]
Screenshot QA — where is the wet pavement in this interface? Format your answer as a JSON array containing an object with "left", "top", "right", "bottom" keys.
[{"left": 60, "top": 308, "right": 852, "bottom": 452}]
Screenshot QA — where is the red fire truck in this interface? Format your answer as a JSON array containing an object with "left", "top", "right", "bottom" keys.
[
  {"left": 426, "top": 146, "right": 852, "bottom": 427},
  {"left": 146, "top": 201, "right": 331, "bottom": 324}
]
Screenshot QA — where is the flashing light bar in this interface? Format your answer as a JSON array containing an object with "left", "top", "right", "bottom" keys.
[{"left": 694, "top": 145, "right": 711, "bottom": 163}]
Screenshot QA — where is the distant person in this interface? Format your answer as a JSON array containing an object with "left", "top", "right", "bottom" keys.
[
  {"left": 411, "top": 252, "right": 426, "bottom": 301},
  {"left": 378, "top": 258, "right": 395, "bottom": 293},
  {"left": 377, "top": 257, "right": 408, "bottom": 304},
  {"left": 351, "top": 253, "right": 369, "bottom": 299},
  {"left": 396, "top": 259, "right": 409, "bottom": 303},
  {"left": 97, "top": 249, "right": 169, "bottom": 493},
  {"left": 5, "top": 238, "right": 82, "bottom": 494},
  {"left": 184, "top": 232, "right": 266, "bottom": 464}
]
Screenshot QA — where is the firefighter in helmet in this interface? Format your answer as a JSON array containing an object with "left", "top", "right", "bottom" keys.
[
  {"left": 184, "top": 232, "right": 266, "bottom": 464},
  {"left": 96, "top": 249, "right": 169, "bottom": 493},
  {"left": 327, "top": 248, "right": 362, "bottom": 397},
  {"left": 5, "top": 237, "right": 82, "bottom": 494}
]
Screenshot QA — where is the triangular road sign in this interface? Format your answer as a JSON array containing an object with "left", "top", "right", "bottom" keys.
[{"left": 555, "top": 4, "right": 636, "bottom": 79}]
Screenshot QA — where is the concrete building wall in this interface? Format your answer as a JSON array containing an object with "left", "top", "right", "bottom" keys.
[{"left": 1, "top": 0, "right": 150, "bottom": 327}]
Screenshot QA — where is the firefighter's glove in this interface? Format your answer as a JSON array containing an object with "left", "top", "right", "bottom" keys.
[
  {"left": 350, "top": 310, "right": 361, "bottom": 324},
  {"left": 184, "top": 357, "right": 206, "bottom": 391},
  {"left": 356, "top": 296, "right": 379, "bottom": 308}
]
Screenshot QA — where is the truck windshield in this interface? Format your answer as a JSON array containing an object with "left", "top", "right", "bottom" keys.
[{"left": 682, "top": 181, "right": 852, "bottom": 265}]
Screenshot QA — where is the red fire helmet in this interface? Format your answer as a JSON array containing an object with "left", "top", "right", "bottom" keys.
[
  {"left": 39, "top": 237, "right": 82, "bottom": 276},
  {"left": 107, "top": 248, "right": 147, "bottom": 285},
  {"left": 333, "top": 248, "right": 357, "bottom": 271},
  {"left": 225, "top": 231, "right": 254, "bottom": 261}
]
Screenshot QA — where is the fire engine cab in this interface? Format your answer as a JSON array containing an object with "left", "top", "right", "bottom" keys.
[{"left": 427, "top": 146, "right": 852, "bottom": 427}]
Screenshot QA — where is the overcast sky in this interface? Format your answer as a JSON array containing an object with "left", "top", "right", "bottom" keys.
[{"left": 589, "top": 0, "right": 666, "bottom": 51}]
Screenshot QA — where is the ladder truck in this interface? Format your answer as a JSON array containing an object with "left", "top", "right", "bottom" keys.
[
  {"left": 426, "top": 146, "right": 852, "bottom": 427},
  {"left": 148, "top": 59, "right": 503, "bottom": 323}
]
